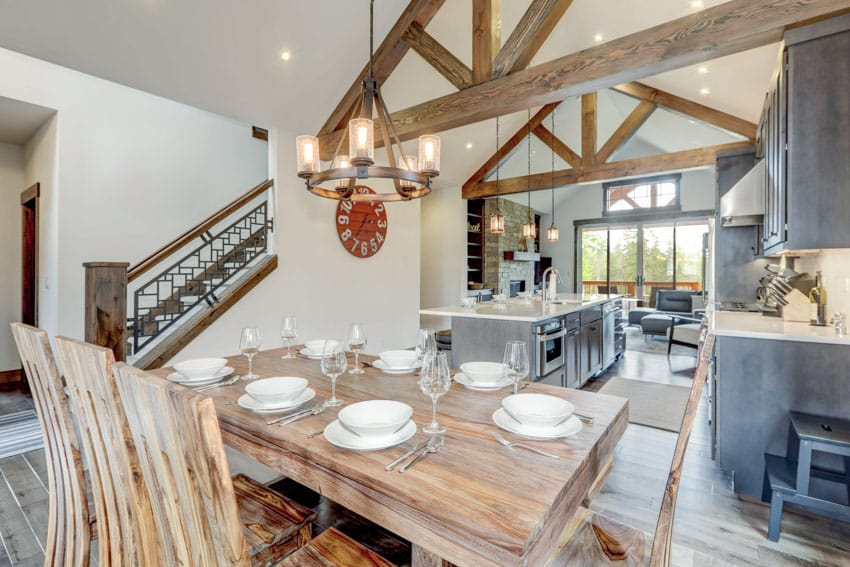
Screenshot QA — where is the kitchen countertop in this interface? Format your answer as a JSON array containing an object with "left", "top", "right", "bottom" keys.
[
  {"left": 419, "top": 293, "right": 619, "bottom": 323},
  {"left": 709, "top": 310, "right": 850, "bottom": 345}
]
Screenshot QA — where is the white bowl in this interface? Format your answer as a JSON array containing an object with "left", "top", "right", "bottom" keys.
[
  {"left": 338, "top": 400, "right": 413, "bottom": 437},
  {"left": 461, "top": 297, "right": 477, "bottom": 308},
  {"left": 378, "top": 350, "right": 419, "bottom": 369},
  {"left": 502, "top": 393, "right": 575, "bottom": 427},
  {"left": 302, "top": 340, "right": 326, "bottom": 355},
  {"left": 459, "top": 362, "right": 507, "bottom": 384},
  {"left": 245, "top": 377, "right": 309, "bottom": 404},
  {"left": 173, "top": 357, "right": 227, "bottom": 380}
]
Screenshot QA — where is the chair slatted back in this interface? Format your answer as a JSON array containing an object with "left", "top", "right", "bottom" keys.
[
  {"left": 113, "top": 362, "right": 250, "bottom": 566},
  {"left": 648, "top": 330, "right": 716, "bottom": 567},
  {"left": 54, "top": 337, "right": 158, "bottom": 566},
  {"left": 10, "top": 323, "right": 90, "bottom": 567}
]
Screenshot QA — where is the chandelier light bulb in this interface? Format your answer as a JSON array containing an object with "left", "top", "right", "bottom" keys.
[
  {"left": 547, "top": 224, "right": 559, "bottom": 242},
  {"left": 418, "top": 135, "right": 441, "bottom": 175},
  {"left": 348, "top": 118, "right": 374, "bottom": 164},
  {"left": 296, "top": 136, "right": 320, "bottom": 177}
]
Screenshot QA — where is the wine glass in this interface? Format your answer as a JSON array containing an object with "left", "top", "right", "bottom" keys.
[
  {"left": 321, "top": 339, "right": 347, "bottom": 407},
  {"left": 280, "top": 315, "right": 297, "bottom": 359},
  {"left": 419, "top": 351, "right": 451, "bottom": 434},
  {"left": 503, "top": 340, "right": 530, "bottom": 394},
  {"left": 415, "top": 328, "right": 437, "bottom": 358},
  {"left": 240, "top": 327, "right": 262, "bottom": 380},
  {"left": 347, "top": 322, "right": 367, "bottom": 374}
]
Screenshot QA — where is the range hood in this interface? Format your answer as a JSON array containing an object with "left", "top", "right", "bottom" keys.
[{"left": 719, "top": 160, "right": 765, "bottom": 227}]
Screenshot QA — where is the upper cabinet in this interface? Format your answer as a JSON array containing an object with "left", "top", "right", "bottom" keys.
[{"left": 759, "top": 15, "right": 850, "bottom": 255}]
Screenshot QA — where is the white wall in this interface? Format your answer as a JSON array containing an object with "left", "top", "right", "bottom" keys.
[
  {"left": 795, "top": 250, "right": 850, "bottom": 318},
  {"left": 419, "top": 181, "right": 465, "bottom": 331},
  {"left": 0, "top": 142, "right": 24, "bottom": 370},
  {"left": 0, "top": 47, "right": 267, "bottom": 340},
  {"left": 539, "top": 168, "right": 716, "bottom": 291}
]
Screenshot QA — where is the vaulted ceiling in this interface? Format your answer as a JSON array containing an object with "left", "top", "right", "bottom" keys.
[{"left": 0, "top": 0, "right": 799, "bottom": 188}]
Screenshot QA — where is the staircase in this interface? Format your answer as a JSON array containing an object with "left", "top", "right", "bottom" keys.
[{"left": 83, "top": 179, "right": 277, "bottom": 369}]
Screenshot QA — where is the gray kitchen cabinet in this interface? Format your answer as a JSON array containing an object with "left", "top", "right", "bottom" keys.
[
  {"left": 564, "top": 315, "right": 581, "bottom": 389},
  {"left": 579, "top": 307, "right": 603, "bottom": 385},
  {"left": 760, "top": 16, "right": 850, "bottom": 254}
]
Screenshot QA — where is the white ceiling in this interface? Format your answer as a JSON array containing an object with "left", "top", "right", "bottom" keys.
[
  {"left": 0, "top": 95, "right": 55, "bottom": 144},
  {"left": 0, "top": 0, "right": 780, "bottom": 187}
]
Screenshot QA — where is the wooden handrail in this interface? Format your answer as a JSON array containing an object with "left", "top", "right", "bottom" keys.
[{"left": 128, "top": 179, "right": 273, "bottom": 282}]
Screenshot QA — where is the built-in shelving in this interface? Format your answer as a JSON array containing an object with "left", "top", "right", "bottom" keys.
[{"left": 467, "top": 199, "right": 486, "bottom": 287}]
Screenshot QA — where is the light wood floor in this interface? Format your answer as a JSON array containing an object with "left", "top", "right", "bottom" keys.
[{"left": 1, "top": 342, "right": 849, "bottom": 566}]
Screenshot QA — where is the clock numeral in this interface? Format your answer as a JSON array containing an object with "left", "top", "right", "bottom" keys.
[
  {"left": 337, "top": 214, "right": 349, "bottom": 225},
  {"left": 361, "top": 242, "right": 369, "bottom": 256},
  {"left": 350, "top": 237, "right": 360, "bottom": 252},
  {"left": 341, "top": 228, "right": 352, "bottom": 241},
  {"left": 373, "top": 203, "right": 385, "bottom": 214},
  {"left": 341, "top": 200, "right": 353, "bottom": 212},
  {"left": 369, "top": 238, "right": 377, "bottom": 252},
  {"left": 376, "top": 232, "right": 384, "bottom": 244}
]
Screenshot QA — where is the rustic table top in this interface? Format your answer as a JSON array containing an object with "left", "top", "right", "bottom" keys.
[{"left": 153, "top": 348, "right": 628, "bottom": 567}]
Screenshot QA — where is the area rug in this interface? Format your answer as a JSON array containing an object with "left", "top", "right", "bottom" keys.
[
  {"left": 625, "top": 327, "right": 695, "bottom": 357},
  {"left": 0, "top": 410, "right": 43, "bottom": 460},
  {"left": 598, "top": 378, "right": 690, "bottom": 433}
]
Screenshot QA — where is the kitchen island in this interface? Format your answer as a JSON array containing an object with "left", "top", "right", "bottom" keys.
[
  {"left": 420, "top": 294, "right": 623, "bottom": 388},
  {"left": 708, "top": 310, "right": 850, "bottom": 498}
]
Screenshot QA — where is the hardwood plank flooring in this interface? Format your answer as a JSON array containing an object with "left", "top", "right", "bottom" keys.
[{"left": 1, "top": 346, "right": 849, "bottom": 566}]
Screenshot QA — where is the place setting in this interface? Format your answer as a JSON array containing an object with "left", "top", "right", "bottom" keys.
[
  {"left": 166, "top": 357, "right": 236, "bottom": 389},
  {"left": 372, "top": 350, "right": 422, "bottom": 375},
  {"left": 236, "top": 376, "right": 316, "bottom": 414}
]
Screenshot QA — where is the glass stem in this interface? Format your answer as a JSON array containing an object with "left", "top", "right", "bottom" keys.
[
  {"left": 514, "top": 380, "right": 519, "bottom": 395},
  {"left": 286, "top": 341, "right": 292, "bottom": 357},
  {"left": 354, "top": 349, "right": 360, "bottom": 371},
  {"left": 248, "top": 354, "right": 253, "bottom": 377},
  {"left": 331, "top": 375, "right": 337, "bottom": 401},
  {"left": 431, "top": 396, "right": 438, "bottom": 427}
]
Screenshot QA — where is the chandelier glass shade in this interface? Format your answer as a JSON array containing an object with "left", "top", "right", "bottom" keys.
[
  {"left": 546, "top": 110, "right": 559, "bottom": 242},
  {"left": 489, "top": 115, "right": 505, "bottom": 234},
  {"left": 295, "top": 0, "right": 440, "bottom": 202},
  {"left": 521, "top": 109, "right": 536, "bottom": 240}
]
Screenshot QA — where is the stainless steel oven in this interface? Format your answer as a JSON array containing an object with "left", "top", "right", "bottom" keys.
[{"left": 534, "top": 318, "right": 566, "bottom": 380}]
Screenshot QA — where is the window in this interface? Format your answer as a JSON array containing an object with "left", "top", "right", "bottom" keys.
[{"left": 603, "top": 174, "right": 681, "bottom": 215}]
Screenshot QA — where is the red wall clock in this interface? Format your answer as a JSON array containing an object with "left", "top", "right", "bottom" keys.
[{"left": 335, "top": 186, "right": 388, "bottom": 258}]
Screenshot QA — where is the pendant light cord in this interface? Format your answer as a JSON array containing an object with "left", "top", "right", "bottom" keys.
[
  {"left": 369, "top": 0, "right": 374, "bottom": 80},
  {"left": 495, "top": 115, "right": 500, "bottom": 208},
  {"left": 527, "top": 108, "right": 532, "bottom": 221},
  {"left": 551, "top": 110, "right": 555, "bottom": 219}
]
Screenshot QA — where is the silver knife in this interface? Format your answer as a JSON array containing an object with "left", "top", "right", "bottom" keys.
[
  {"left": 399, "top": 436, "right": 444, "bottom": 473},
  {"left": 385, "top": 441, "right": 427, "bottom": 471}
]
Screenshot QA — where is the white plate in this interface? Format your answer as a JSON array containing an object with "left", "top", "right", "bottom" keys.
[
  {"left": 167, "top": 366, "right": 234, "bottom": 386},
  {"left": 492, "top": 408, "right": 582, "bottom": 439},
  {"left": 372, "top": 359, "right": 422, "bottom": 374},
  {"left": 454, "top": 372, "right": 513, "bottom": 391},
  {"left": 237, "top": 388, "right": 316, "bottom": 413},
  {"left": 298, "top": 348, "right": 323, "bottom": 360},
  {"left": 323, "top": 419, "right": 417, "bottom": 451}
]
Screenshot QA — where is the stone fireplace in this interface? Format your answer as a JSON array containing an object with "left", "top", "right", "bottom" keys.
[{"left": 483, "top": 199, "right": 537, "bottom": 295}]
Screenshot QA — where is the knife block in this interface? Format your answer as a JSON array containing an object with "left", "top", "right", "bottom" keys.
[{"left": 781, "top": 289, "right": 811, "bottom": 323}]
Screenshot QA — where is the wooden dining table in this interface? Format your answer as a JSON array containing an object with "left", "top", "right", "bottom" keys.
[{"left": 153, "top": 348, "right": 628, "bottom": 567}]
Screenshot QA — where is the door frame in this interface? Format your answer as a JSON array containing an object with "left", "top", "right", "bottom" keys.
[{"left": 21, "top": 182, "right": 39, "bottom": 327}]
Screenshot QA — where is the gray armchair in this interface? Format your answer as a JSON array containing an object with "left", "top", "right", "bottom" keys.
[{"left": 640, "top": 291, "right": 703, "bottom": 337}]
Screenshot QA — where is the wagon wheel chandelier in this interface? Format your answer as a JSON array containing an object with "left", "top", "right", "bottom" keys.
[{"left": 295, "top": 0, "right": 441, "bottom": 203}]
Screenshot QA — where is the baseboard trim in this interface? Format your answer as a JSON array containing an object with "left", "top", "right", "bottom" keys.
[{"left": 0, "top": 369, "right": 21, "bottom": 385}]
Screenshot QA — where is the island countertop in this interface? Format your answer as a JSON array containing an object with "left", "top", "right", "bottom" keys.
[
  {"left": 709, "top": 310, "right": 850, "bottom": 345},
  {"left": 419, "top": 293, "right": 620, "bottom": 323}
]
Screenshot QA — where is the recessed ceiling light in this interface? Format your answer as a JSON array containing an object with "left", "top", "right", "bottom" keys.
[
  {"left": 690, "top": 0, "right": 703, "bottom": 8},
  {"left": 697, "top": 66, "right": 709, "bottom": 74},
  {"left": 465, "top": 142, "right": 473, "bottom": 150},
  {"left": 593, "top": 33, "right": 603, "bottom": 42},
  {"left": 688, "top": 119, "right": 697, "bottom": 125},
  {"left": 699, "top": 88, "right": 710, "bottom": 96},
  {"left": 280, "top": 50, "right": 292, "bottom": 61}
]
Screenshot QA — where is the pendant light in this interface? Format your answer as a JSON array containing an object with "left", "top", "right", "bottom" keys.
[
  {"left": 546, "top": 110, "right": 560, "bottom": 242},
  {"left": 521, "top": 109, "right": 537, "bottom": 239},
  {"left": 489, "top": 116, "right": 505, "bottom": 234},
  {"left": 295, "top": 0, "right": 440, "bottom": 202}
]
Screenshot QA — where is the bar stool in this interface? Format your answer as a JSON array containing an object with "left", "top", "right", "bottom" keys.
[{"left": 763, "top": 411, "right": 850, "bottom": 541}]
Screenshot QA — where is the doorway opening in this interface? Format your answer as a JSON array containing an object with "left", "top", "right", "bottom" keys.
[{"left": 19, "top": 182, "right": 39, "bottom": 393}]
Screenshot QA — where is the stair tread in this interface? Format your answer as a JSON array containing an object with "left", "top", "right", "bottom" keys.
[{"left": 791, "top": 411, "right": 850, "bottom": 447}]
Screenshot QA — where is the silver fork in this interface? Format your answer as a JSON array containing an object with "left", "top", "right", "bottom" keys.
[
  {"left": 194, "top": 375, "right": 240, "bottom": 392},
  {"left": 399, "top": 435, "right": 444, "bottom": 473},
  {"left": 267, "top": 401, "right": 326, "bottom": 426},
  {"left": 492, "top": 432, "right": 560, "bottom": 459}
]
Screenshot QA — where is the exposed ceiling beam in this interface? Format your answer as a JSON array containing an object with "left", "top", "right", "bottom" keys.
[
  {"left": 462, "top": 141, "right": 753, "bottom": 198},
  {"left": 612, "top": 82, "right": 758, "bottom": 139},
  {"left": 532, "top": 124, "right": 582, "bottom": 168},
  {"left": 596, "top": 100, "right": 657, "bottom": 164},
  {"left": 318, "top": 0, "right": 848, "bottom": 157},
  {"left": 316, "top": 0, "right": 445, "bottom": 137},
  {"left": 463, "top": 103, "right": 560, "bottom": 189},
  {"left": 581, "top": 93, "right": 598, "bottom": 166},
  {"left": 472, "top": 0, "right": 501, "bottom": 85},
  {"left": 403, "top": 23, "right": 472, "bottom": 90},
  {"left": 492, "top": 0, "right": 574, "bottom": 78}
]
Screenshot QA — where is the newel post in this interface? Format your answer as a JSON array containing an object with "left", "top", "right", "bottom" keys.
[{"left": 83, "top": 262, "right": 130, "bottom": 362}]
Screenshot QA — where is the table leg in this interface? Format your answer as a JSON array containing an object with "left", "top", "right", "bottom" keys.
[{"left": 412, "top": 544, "right": 454, "bottom": 567}]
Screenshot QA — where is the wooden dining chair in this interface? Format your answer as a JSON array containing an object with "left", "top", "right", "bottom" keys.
[
  {"left": 54, "top": 336, "right": 160, "bottom": 566},
  {"left": 9, "top": 323, "right": 93, "bottom": 567},
  {"left": 112, "top": 361, "right": 316, "bottom": 566},
  {"left": 546, "top": 330, "right": 716, "bottom": 566}
]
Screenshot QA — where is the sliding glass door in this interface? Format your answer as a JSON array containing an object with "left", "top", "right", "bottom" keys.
[{"left": 578, "top": 219, "right": 709, "bottom": 304}]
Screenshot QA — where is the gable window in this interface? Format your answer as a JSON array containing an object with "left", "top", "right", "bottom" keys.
[{"left": 603, "top": 174, "right": 681, "bottom": 216}]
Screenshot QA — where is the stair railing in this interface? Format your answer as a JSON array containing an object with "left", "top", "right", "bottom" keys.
[{"left": 83, "top": 179, "right": 274, "bottom": 362}]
